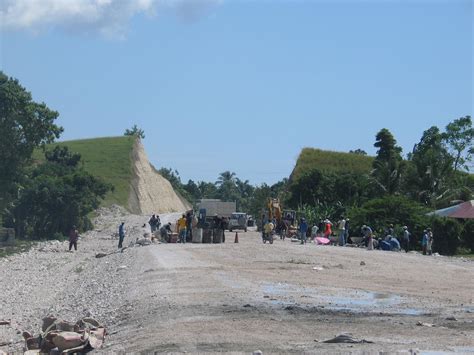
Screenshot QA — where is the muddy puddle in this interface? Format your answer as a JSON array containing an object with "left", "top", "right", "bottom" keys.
[
  {"left": 261, "top": 282, "right": 425, "bottom": 315},
  {"left": 420, "top": 347, "right": 474, "bottom": 354}
]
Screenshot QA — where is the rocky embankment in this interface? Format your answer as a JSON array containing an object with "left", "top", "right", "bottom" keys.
[{"left": 0, "top": 205, "right": 178, "bottom": 353}]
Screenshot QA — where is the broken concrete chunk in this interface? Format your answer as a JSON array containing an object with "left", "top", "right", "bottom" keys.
[{"left": 52, "top": 332, "right": 83, "bottom": 351}]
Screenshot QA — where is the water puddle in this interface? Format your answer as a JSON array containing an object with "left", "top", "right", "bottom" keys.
[
  {"left": 260, "top": 282, "right": 425, "bottom": 315},
  {"left": 420, "top": 347, "right": 474, "bottom": 354}
]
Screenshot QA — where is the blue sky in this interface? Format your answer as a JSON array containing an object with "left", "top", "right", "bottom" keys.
[{"left": 1, "top": 0, "right": 472, "bottom": 185}]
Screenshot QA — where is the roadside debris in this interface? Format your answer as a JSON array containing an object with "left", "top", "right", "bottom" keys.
[
  {"left": 322, "top": 333, "right": 374, "bottom": 344},
  {"left": 416, "top": 321, "right": 435, "bottom": 327},
  {"left": 446, "top": 316, "right": 457, "bottom": 321},
  {"left": 23, "top": 316, "right": 106, "bottom": 354},
  {"left": 360, "top": 261, "right": 366, "bottom": 266},
  {"left": 0, "top": 320, "right": 10, "bottom": 326}
]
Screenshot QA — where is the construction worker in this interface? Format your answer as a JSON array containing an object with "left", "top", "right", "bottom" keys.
[
  {"left": 186, "top": 211, "right": 193, "bottom": 242},
  {"left": 299, "top": 218, "right": 308, "bottom": 244},
  {"left": 148, "top": 214, "right": 158, "bottom": 233},
  {"left": 160, "top": 222, "right": 172, "bottom": 243},
  {"left": 177, "top": 214, "right": 187, "bottom": 244}
]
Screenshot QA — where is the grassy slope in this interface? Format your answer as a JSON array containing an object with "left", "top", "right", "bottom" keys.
[
  {"left": 33, "top": 136, "right": 136, "bottom": 207},
  {"left": 291, "top": 147, "right": 374, "bottom": 182}
]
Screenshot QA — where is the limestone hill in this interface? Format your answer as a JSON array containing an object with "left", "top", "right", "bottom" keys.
[
  {"left": 291, "top": 147, "right": 374, "bottom": 182},
  {"left": 34, "top": 136, "right": 190, "bottom": 214}
]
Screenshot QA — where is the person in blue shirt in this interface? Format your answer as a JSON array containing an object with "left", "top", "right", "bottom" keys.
[
  {"left": 118, "top": 222, "right": 125, "bottom": 249},
  {"left": 299, "top": 218, "right": 308, "bottom": 245}
]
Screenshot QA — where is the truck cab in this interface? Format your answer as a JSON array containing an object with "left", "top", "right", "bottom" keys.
[{"left": 228, "top": 212, "right": 248, "bottom": 232}]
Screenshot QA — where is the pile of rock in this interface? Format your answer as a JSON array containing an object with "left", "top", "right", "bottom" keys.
[{"left": 22, "top": 316, "right": 106, "bottom": 354}]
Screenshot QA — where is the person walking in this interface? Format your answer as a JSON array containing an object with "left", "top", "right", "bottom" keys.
[
  {"left": 177, "top": 214, "right": 187, "bottom": 244},
  {"left": 148, "top": 214, "right": 157, "bottom": 234},
  {"left": 337, "top": 217, "right": 346, "bottom": 246},
  {"left": 68, "top": 225, "right": 79, "bottom": 251},
  {"left": 118, "top": 222, "right": 125, "bottom": 249},
  {"left": 401, "top": 226, "right": 410, "bottom": 253},
  {"left": 427, "top": 228, "right": 433, "bottom": 255},
  {"left": 299, "top": 218, "right": 308, "bottom": 244}
]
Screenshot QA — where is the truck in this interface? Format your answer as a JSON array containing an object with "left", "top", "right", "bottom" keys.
[{"left": 197, "top": 199, "right": 236, "bottom": 218}]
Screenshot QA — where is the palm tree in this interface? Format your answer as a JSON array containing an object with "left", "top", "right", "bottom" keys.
[{"left": 216, "top": 171, "right": 236, "bottom": 186}]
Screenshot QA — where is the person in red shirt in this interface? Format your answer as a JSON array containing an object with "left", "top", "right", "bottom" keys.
[{"left": 323, "top": 219, "right": 333, "bottom": 238}]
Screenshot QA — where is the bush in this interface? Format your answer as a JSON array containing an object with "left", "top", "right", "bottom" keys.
[
  {"left": 3, "top": 147, "right": 112, "bottom": 240},
  {"left": 431, "top": 217, "right": 462, "bottom": 255},
  {"left": 461, "top": 219, "right": 474, "bottom": 253},
  {"left": 348, "top": 195, "right": 429, "bottom": 241}
]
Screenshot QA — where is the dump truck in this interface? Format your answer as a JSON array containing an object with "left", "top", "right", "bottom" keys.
[{"left": 197, "top": 199, "right": 236, "bottom": 218}]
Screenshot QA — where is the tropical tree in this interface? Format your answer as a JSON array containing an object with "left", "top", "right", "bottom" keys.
[
  {"left": 349, "top": 149, "right": 368, "bottom": 155},
  {"left": 443, "top": 116, "right": 473, "bottom": 172},
  {"left": 216, "top": 171, "right": 237, "bottom": 186},
  {"left": 197, "top": 181, "right": 218, "bottom": 199},
  {"left": 405, "top": 126, "right": 454, "bottom": 205},
  {"left": 371, "top": 128, "right": 404, "bottom": 195},
  {"left": 3, "top": 147, "right": 111, "bottom": 239},
  {"left": 0, "top": 71, "right": 63, "bottom": 200},
  {"left": 124, "top": 124, "right": 145, "bottom": 139}
]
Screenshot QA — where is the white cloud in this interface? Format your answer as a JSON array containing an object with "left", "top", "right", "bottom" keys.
[{"left": 0, "top": 0, "right": 221, "bottom": 38}]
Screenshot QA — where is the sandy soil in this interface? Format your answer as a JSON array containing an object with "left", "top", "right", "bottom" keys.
[
  {"left": 128, "top": 140, "right": 191, "bottom": 214},
  {"left": 1, "top": 208, "right": 473, "bottom": 354}
]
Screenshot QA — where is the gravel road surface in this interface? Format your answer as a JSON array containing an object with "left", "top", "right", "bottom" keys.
[{"left": 1, "top": 207, "right": 473, "bottom": 354}]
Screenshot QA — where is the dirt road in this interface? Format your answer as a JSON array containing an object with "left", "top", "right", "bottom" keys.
[
  {"left": 1, "top": 209, "right": 473, "bottom": 354},
  {"left": 108, "top": 230, "right": 474, "bottom": 354}
]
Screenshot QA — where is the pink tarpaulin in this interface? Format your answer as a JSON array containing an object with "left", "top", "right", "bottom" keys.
[
  {"left": 429, "top": 200, "right": 474, "bottom": 219},
  {"left": 315, "top": 237, "right": 330, "bottom": 245}
]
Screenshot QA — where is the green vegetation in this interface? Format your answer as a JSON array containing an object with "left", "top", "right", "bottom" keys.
[
  {"left": 124, "top": 124, "right": 145, "bottom": 139},
  {"left": 291, "top": 148, "right": 373, "bottom": 183},
  {"left": 33, "top": 136, "right": 136, "bottom": 207},
  {"left": 5, "top": 146, "right": 112, "bottom": 239},
  {"left": 0, "top": 71, "right": 63, "bottom": 222}
]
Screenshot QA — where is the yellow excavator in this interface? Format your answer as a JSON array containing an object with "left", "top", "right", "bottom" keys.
[{"left": 265, "top": 198, "right": 298, "bottom": 239}]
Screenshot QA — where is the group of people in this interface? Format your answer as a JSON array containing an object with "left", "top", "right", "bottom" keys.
[{"left": 262, "top": 215, "right": 435, "bottom": 255}]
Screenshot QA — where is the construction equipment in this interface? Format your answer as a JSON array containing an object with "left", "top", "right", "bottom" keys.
[
  {"left": 267, "top": 198, "right": 282, "bottom": 222},
  {"left": 262, "top": 199, "right": 298, "bottom": 238}
]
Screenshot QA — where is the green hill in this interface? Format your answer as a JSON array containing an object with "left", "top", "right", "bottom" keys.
[
  {"left": 291, "top": 147, "right": 374, "bottom": 182},
  {"left": 33, "top": 136, "right": 136, "bottom": 207}
]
